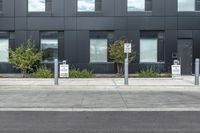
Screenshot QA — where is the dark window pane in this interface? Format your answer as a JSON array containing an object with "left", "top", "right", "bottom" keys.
[
  {"left": 46, "top": 0, "right": 52, "bottom": 12},
  {"left": 158, "top": 39, "right": 164, "bottom": 62},
  {"left": 196, "top": 0, "right": 200, "bottom": 10},
  {"left": 0, "top": 0, "right": 2, "bottom": 12},
  {"left": 145, "top": 0, "right": 152, "bottom": 11},
  {"left": 95, "top": 0, "right": 102, "bottom": 11}
]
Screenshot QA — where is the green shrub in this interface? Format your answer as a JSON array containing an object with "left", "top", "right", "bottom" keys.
[
  {"left": 69, "top": 68, "right": 94, "bottom": 78},
  {"left": 9, "top": 38, "right": 42, "bottom": 77},
  {"left": 137, "top": 68, "right": 159, "bottom": 78},
  {"left": 32, "top": 66, "right": 53, "bottom": 78}
]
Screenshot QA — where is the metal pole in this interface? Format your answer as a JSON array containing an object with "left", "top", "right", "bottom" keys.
[
  {"left": 195, "top": 58, "right": 199, "bottom": 85},
  {"left": 54, "top": 59, "right": 58, "bottom": 85},
  {"left": 124, "top": 53, "right": 129, "bottom": 85}
]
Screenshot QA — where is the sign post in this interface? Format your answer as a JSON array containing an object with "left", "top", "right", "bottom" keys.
[
  {"left": 195, "top": 58, "right": 199, "bottom": 85},
  {"left": 124, "top": 43, "right": 131, "bottom": 85},
  {"left": 54, "top": 59, "right": 58, "bottom": 85}
]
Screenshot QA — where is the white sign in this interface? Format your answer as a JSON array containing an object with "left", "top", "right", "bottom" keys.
[
  {"left": 124, "top": 43, "right": 132, "bottom": 53},
  {"left": 60, "top": 64, "right": 69, "bottom": 78},
  {"left": 171, "top": 65, "right": 181, "bottom": 78}
]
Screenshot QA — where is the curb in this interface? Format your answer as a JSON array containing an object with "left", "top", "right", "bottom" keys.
[
  {"left": 0, "top": 85, "right": 199, "bottom": 91},
  {"left": 1, "top": 108, "right": 200, "bottom": 112}
]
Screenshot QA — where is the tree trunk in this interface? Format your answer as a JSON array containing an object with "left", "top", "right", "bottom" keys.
[{"left": 117, "top": 63, "right": 123, "bottom": 76}]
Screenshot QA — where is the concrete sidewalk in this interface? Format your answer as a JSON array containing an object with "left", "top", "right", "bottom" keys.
[
  {"left": 0, "top": 76, "right": 199, "bottom": 111},
  {"left": 0, "top": 76, "right": 198, "bottom": 87},
  {"left": 1, "top": 89, "right": 200, "bottom": 111}
]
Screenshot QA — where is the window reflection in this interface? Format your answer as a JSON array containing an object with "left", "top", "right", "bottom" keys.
[
  {"left": 90, "top": 39, "right": 107, "bottom": 62},
  {"left": 140, "top": 39, "right": 158, "bottom": 63},
  {"left": 128, "top": 0, "right": 145, "bottom": 11},
  {"left": 178, "top": 0, "right": 195, "bottom": 11},
  {"left": 40, "top": 32, "right": 58, "bottom": 63},
  {"left": 78, "top": 0, "right": 95, "bottom": 12},
  {"left": 0, "top": 39, "right": 9, "bottom": 62},
  {"left": 28, "top": 0, "right": 45, "bottom": 12}
]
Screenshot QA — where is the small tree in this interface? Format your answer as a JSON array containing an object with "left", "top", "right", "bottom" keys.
[
  {"left": 108, "top": 38, "right": 136, "bottom": 75},
  {"left": 9, "top": 39, "right": 43, "bottom": 77}
]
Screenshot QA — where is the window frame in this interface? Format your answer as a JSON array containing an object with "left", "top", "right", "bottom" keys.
[
  {"left": 40, "top": 31, "right": 59, "bottom": 63},
  {"left": 139, "top": 31, "right": 165, "bottom": 64}
]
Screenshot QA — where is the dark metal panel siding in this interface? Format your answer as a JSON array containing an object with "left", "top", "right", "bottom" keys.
[
  {"left": 77, "top": 30, "right": 90, "bottom": 63},
  {"left": 27, "top": 31, "right": 39, "bottom": 48},
  {"left": 27, "top": 17, "right": 64, "bottom": 30},
  {"left": 77, "top": 17, "right": 115, "bottom": 30},
  {"left": 152, "top": 0, "right": 165, "bottom": 16},
  {"left": 165, "top": 30, "right": 178, "bottom": 67},
  {"left": 178, "top": 17, "right": 200, "bottom": 30},
  {"left": 65, "top": 0, "right": 76, "bottom": 16},
  {"left": 15, "top": 17, "right": 27, "bottom": 30},
  {"left": 0, "top": 0, "right": 200, "bottom": 73},
  {"left": 52, "top": 0, "right": 65, "bottom": 16},
  {"left": 102, "top": 0, "right": 114, "bottom": 16},
  {"left": 15, "top": 31, "right": 27, "bottom": 47},
  {"left": 14, "top": 0, "right": 26, "bottom": 16},
  {"left": 127, "top": 17, "right": 165, "bottom": 30},
  {"left": 115, "top": 0, "right": 127, "bottom": 16},
  {"left": 165, "top": 0, "right": 177, "bottom": 16},
  {"left": 165, "top": 17, "right": 178, "bottom": 30},
  {"left": 65, "top": 17, "right": 76, "bottom": 30},
  {"left": 193, "top": 30, "right": 200, "bottom": 59},
  {"left": 178, "top": 30, "right": 193, "bottom": 38},
  {"left": 64, "top": 31, "right": 78, "bottom": 63},
  {"left": 2, "top": 0, "right": 14, "bottom": 16},
  {"left": 114, "top": 17, "right": 127, "bottom": 30},
  {"left": 0, "top": 18, "right": 14, "bottom": 30}
]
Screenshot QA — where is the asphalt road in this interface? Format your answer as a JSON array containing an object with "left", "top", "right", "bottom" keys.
[{"left": 0, "top": 111, "right": 200, "bottom": 133}]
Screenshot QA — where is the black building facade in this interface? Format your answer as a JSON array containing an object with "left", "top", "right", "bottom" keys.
[{"left": 0, "top": 0, "right": 200, "bottom": 74}]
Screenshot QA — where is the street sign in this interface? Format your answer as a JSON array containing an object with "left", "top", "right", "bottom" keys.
[
  {"left": 60, "top": 64, "right": 69, "bottom": 78},
  {"left": 124, "top": 43, "right": 132, "bottom": 53},
  {"left": 171, "top": 65, "right": 181, "bottom": 79}
]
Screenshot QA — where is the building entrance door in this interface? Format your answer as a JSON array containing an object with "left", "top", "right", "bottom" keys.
[{"left": 177, "top": 39, "right": 193, "bottom": 75}]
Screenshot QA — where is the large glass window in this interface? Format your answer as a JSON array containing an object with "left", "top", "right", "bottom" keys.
[
  {"left": 77, "top": 0, "right": 101, "bottom": 12},
  {"left": 178, "top": 0, "right": 195, "bottom": 11},
  {"left": 90, "top": 39, "right": 107, "bottom": 63},
  {"left": 0, "top": 32, "right": 9, "bottom": 62},
  {"left": 140, "top": 39, "right": 158, "bottom": 63},
  {"left": 28, "top": 0, "right": 46, "bottom": 12},
  {"left": 128, "top": 0, "right": 152, "bottom": 11},
  {"left": 40, "top": 32, "right": 58, "bottom": 63},
  {"left": 78, "top": 0, "right": 95, "bottom": 12}
]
